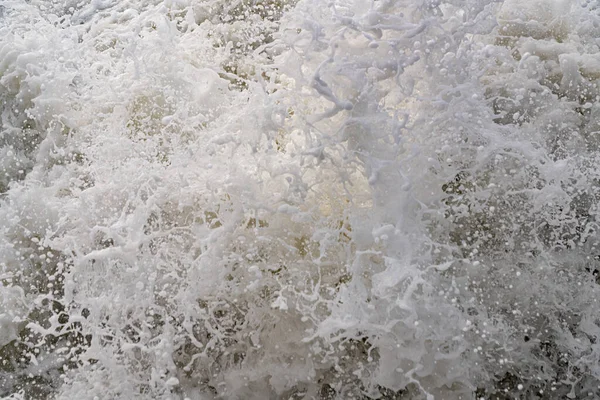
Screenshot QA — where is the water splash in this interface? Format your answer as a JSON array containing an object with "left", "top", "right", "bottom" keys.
[{"left": 2, "top": 0, "right": 600, "bottom": 399}]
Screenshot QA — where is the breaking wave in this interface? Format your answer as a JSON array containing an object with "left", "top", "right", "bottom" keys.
[{"left": 2, "top": 0, "right": 600, "bottom": 398}]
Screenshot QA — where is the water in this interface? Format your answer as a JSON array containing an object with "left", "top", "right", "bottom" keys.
[{"left": 1, "top": 0, "right": 600, "bottom": 399}]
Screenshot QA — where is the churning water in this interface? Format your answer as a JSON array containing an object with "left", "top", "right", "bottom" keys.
[{"left": 2, "top": 0, "right": 600, "bottom": 399}]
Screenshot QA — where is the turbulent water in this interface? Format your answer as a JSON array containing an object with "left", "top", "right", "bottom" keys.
[{"left": 2, "top": 0, "right": 600, "bottom": 399}]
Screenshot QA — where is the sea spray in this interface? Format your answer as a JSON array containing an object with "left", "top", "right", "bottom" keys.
[{"left": 2, "top": 0, "right": 600, "bottom": 399}]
